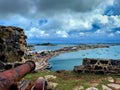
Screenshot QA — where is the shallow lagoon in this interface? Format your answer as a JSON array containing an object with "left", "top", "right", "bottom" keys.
[{"left": 48, "top": 46, "right": 120, "bottom": 71}]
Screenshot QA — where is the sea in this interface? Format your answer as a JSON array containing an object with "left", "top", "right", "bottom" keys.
[{"left": 34, "top": 45, "right": 120, "bottom": 71}]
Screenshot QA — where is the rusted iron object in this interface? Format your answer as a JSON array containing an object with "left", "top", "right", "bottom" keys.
[
  {"left": 0, "top": 60, "right": 35, "bottom": 90},
  {"left": 33, "top": 77, "right": 45, "bottom": 90}
]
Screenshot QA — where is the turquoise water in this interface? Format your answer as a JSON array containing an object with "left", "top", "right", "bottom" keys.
[{"left": 49, "top": 46, "right": 120, "bottom": 71}]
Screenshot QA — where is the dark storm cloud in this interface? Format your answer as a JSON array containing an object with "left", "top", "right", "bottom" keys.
[
  {"left": 34, "top": 0, "right": 102, "bottom": 15},
  {"left": 0, "top": 0, "right": 33, "bottom": 18},
  {"left": 0, "top": 0, "right": 102, "bottom": 18}
]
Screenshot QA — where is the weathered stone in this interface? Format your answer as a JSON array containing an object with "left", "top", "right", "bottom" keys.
[
  {"left": 86, "top": 87, "right": 98, "bottom": 90},
  {"left": 44, "top": 75, "right": 57, "bottom": 80},
  {"left": 107, "top": 83, "right": 120, "bottom": 90},
  {"left": 107, "top": 77, "right": 114, "bottom": 83},
  {"left": 74, "top": 58, "right": 120, "bottom": 74},
  {"left": 47, "top": 82, "right": 58, "bottom": 88},
  {"left": 0, "top": 25, "right": 27, "bottom": 64},
  {"left": 89, "top": 79, "right": 100, "bottom": 87},
  {"left": 102, "top": 85, "right": 112, "bottom": 90},
  {"left": 115, "top": 78, "right": 120, "bottom": 84}
]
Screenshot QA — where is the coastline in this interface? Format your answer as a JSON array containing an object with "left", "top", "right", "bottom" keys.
[
  {"left": 24, "top": 44, "right": 120, "bottom": 89},
  {"left": 26, "top": 44, "right": 115, "bottom": 71}
]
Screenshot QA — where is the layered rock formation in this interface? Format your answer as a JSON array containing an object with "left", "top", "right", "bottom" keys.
[{"left": 0, "top": 25, "right": 27, "bottom": 63}]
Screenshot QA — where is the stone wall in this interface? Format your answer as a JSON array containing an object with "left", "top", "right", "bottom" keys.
[
  {"left": 0, "top": 25, "right": 27, "bottom": 63},
  {"left": 74, "top": 58, "right": 120, "bottom": 74}
]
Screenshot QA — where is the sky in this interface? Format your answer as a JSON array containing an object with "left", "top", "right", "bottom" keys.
[{"left": 0, "top": 0, "right": 120, "bottom": 44}]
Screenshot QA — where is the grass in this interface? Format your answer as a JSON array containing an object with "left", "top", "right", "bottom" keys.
[
  {"left": 24, "top": 70, "right": 119, "bottom": 90},
  {"left": 24, "top": 70, "right": 55, "bottom": 81}
]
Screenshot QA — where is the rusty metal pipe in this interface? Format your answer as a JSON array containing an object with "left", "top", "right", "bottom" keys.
[
  {"left": 34, "top": 77, "right": 45, "bottom": 90},
  {"left": 0, "top": 60, "right": 36, "bottom": 90}
]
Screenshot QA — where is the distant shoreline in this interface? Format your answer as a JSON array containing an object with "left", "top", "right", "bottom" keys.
[
  {"left": 27, "top": 42, "right": 120, "bottom": 45},
  {"left": 27, "top": 42, "right": 56, "bottom": 47}
]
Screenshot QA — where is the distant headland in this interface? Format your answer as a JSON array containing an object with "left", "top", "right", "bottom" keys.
[{"left": 35, "top": 42, "right": 56, "bottom": 46}]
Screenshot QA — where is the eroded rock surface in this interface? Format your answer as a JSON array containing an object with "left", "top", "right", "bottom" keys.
[{"left": 0, "top": 25, "right": 27, "bottom": 63}]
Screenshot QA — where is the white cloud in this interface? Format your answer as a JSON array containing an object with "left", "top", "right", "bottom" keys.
[
  {"left": 109, "top": 15, "right": 120, "bottom": 27},
  {"left": 25, "top": 10, "right": 120, "bottom": 39},
  {"left": 116, "top": 31, "right": 120, "bottom": 35},
  {"left": 95, "top": 29, "right": 105, "bottom": 35},
  {"left": 108, "top": 33, "right": 115, "bottom": 37},
  {"left": 79, "top": 32, "right": 86, "bottom": 36},
  {"left": 62, "top": 16, "right": 93, "bottom": 31},
  {"left": 92, "top": 15, "right": 120, "bottom": 35},
  {"left": 1, "top": 0, "right": 120, "bottom": 43},
  {"left": 26, "top": 27, "right": 49, "bottom": 38},
  {"left": 99, "top": 15, "right": 108, "bottom": 24},
  {"left": 56, "top": 31, "right": 69, "bottom": 38}
]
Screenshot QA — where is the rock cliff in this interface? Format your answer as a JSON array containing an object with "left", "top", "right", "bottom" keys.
[{"left": 0, "top": 25, "right": 27, "bottom": 63}]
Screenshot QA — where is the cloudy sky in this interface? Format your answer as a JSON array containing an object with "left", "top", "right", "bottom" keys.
[{"left": 0, "top": 0, "right": 120, "bottom": 43}]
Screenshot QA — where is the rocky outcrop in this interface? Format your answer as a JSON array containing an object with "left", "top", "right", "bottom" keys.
[{"left": 0, "top": 25, "right": 27, "bottom": 63}]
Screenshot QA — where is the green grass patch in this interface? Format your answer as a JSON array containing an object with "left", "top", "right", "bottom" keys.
[
  {"left": 24, "top": 70, "right": 119, "bottom": 90},
  {"left": 24, "top": 70, "right": 55, "bottom": 81}
]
